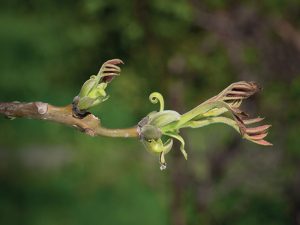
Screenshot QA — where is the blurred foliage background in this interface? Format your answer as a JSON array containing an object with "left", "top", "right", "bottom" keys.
[{"left": 0, "top": 0, "right": 300, "bottom": 225}]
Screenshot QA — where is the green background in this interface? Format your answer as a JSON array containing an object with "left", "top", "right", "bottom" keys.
[{"left": 0, "top": 0, "right": 299, "bottom": 225}]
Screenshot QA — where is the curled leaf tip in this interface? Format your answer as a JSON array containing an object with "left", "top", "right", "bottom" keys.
[{"left": 149, "top": 92, "right": 165, "bottom": 112}]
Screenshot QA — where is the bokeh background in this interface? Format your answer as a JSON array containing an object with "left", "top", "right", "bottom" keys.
[{"left": 0, "top": 0, "right": 300, "bottom": 225}]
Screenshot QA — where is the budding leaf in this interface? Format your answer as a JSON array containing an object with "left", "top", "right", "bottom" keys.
[
  {"left": 74, "top": 59, "right": 123, "bottom": 113},
  {"left": 140, "top": 82, "right": 272, "bottom": 170}
]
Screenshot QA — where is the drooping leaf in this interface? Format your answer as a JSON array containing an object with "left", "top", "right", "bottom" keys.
[{"left": 165, "top": 132, "right": 187, "bottom": 160}]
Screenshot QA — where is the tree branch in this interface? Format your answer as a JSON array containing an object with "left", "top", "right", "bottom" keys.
[{"left": 0, "top": 101, "right": 138, "bottom": 138}]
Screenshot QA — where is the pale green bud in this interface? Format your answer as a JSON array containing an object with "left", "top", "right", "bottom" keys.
[
  {"left": 140, "top": 124, "right": 162, "bottom": 140},
  {"left": 74, "top": 59, "right": 123, "bottom": 113},
  {"left": 148, "top": 110, "right": 181, "bottom": 128}
]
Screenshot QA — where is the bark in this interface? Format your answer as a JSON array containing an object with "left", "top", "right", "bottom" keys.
[{"left": 0, "top": 102, "right": 138, "bottom": 138}]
